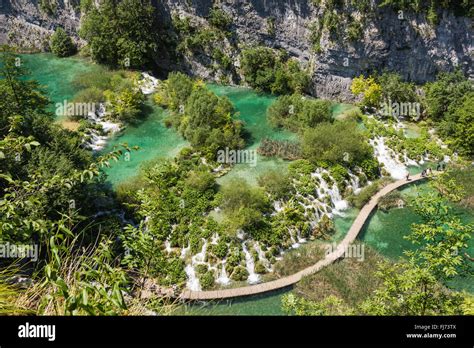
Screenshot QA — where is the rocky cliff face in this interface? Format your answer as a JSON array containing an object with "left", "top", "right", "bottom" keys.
[
  {"left": 1, "top": 0, "right": 472, "bottom": 101},
  {"left": 0, "top": 0, "right": 82, "bottom": 50}
]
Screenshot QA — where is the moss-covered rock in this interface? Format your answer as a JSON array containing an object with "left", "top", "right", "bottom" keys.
[
  {"left": 195, "top": 264, "right": 208, "bottom": 274},
  {"left": 230, "top": 265, "right": 249, "bottom": 281},
  {"left": 199, "top": 271, "right": 215, "bottom": 290},
  {"left": 254, "top": 261, "right": 267, "bottom": 274}
]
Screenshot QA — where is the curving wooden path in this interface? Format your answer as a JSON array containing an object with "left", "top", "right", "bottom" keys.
[{"left": 180, "top": 173, "right": 428, "bottom": 300}]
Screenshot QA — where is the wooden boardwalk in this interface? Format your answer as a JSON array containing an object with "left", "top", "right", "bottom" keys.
[{"left": 180, "top": 173, "right": 427, "bottom": 300}]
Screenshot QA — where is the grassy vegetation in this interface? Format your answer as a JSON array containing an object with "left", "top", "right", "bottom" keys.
[
  {"left": 272, "top": 242, "right": 326, "bottom": 278},
  {"left": 293, "top": 245, "right": 383, "bottom": 307},
  {"left": 348, "top": 177, "right": 394, "bottom": 209}
]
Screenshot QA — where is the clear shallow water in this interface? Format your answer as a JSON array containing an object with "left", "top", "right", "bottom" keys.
[
  {"left": 101, "top": 100, "right": 189, "bottom": 185},
  {"left": 21, "top": 53, "right": 102, "bottom": 117},
  {"left": 208, "top": 85, "right": 297, "bottom": 186},
  {"left": 359, "top": 181, "right": 474, "bottom": 293}
]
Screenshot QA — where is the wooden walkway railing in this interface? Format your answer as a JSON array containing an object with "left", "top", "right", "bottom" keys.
[{"left": 180, "top": 173, "right": 427, "bottom": 300}]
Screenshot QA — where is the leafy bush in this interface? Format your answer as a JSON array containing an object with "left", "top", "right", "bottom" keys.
[
  {"left": 240, "top": 47, "right": 309, "bottom": 94},
  {"left": 302, "top": 121, "right": 374, "bottom": 167},
  {"left": 50, "top": 28, "right": 76, "bottom": 57},
  {"left": 267, "top": 94, "right": 332, "bottom": 132},
  {"left": 208, "top": 8, "right": 232, "bottom": 31},
  {"left": 79, "top": 0, "right": 158, "bottom": 68},
  {"left": 230, "top": 266, "right": 249, "bottom": 281}
]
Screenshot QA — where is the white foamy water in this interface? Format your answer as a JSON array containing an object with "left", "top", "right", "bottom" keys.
[
  {"left": 84, "top": 103, "right": 121, "bottom": 151},
  {"left": 370, "top": 137, "right": 408, "bottom": 179},
  {"left": 185, "top": 264, "right": 200, "bottom": 291},
  {"left": 139, "top": 72, "right": 160, "bottom": 95},
  {"left": 242, "top": 242, "right": 259, "bottom": 284},
  {"left": 216, "top": 262, "right": 230, "bottom": 285}
]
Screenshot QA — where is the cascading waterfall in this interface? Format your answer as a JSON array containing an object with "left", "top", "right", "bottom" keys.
[
  {"left": 185, "top": 264, "right": 200, "bottom": 291},
  {"left": 185, "top": 240, "right": 209, "bottom": 291},
  {"left": 216, "top": 262, "right": 230, "bottom": 285},
  {"left": 164, "top": 240, "right": 172, "bottom": 253},
  {"left": 180, "top": 242, "right": 190, "bottom": 259},
  {"left": 312, "top": 169, "right": 348, "bottom": 213},
  {"left": 403, "top": 152, "right": 419, "bottom": 166},
  {"left": 348, "top": 172, "right": 361, "bottom": 195},
  {"left": 84, "top": 103, "right": 121, "bottom": 151},
  {"left": 370, "top": 137, "right": 408, "bottom": 179},
  {"left": 182, "top": 165, "right": 367, "bottom": 290},
  {"left": 242, "top": 242, "right": 259, "bottom": 284},
  {"left": 138, "top": 72, "right": 160, "bottom": 95},
  {"left": 192, "top": 240, "right": 207, "bottom": 264},
  {"left": 288, "top": 228, "right": 300, "bottom": 249}
]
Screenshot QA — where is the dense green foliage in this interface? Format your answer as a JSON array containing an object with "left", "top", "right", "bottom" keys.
[
  {"left": 351, "top": 72, "right": 419, "bottom": 117},
  {"left": 79, "top": 0, "right": 158, "bottom": 68},
  {"left": 424, "top": 71, "right": 473, "bottom": 156},
  {"left": 267, "top": 94, "right": 332, "bottom": 132},
  {"left": 0, "top": 50, "right": 180, "bottom": 315},
  {"left": 207, "top": 8, "right": 232, "bottom": 31},
  {"left": 154, "top": 73, "right": 245, "bottom": 159},
  {"left": 219, "top": 178, "right": 271, "bottom": 237},
  {"left": 240, "top": 47, "right": 310, "bottom": 94},
  {"left": 301, "top": 121, "right": 374, "bottom": 168},
  {"left": 50, "top": 28, "right": 76, "bottom": 57},
  {"left": 72, "top": 69, "right": 146, "bottom": 123}
]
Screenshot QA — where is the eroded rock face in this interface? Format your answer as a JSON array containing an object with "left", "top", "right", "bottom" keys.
[
  {"left": 1, "top": 0, "right": 472, "bottom": 100},
  {"left": 0, "top": 0, "right": 82, "bottom": 50}
]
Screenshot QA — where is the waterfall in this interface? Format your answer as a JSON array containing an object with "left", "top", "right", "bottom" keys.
[
  {"left": 370, "top": 137, "right": 408, "bottom": 179},
  {"left": 329, "top": 182, "right": 348, "bottom": 211},
  {"left": 192, "top": 239, "right": 207, "bottom": 263},
  {"left": 180, "top": 243, "right": 190, "bottom": 259},
  {"left": 403, "top": 152, "right": 418, "bottom": 166},
  {"left": 210, "top": 233, "right": 219, "bottom": 245},
  {"left": 273, "top": 200, "right": 283, "bottom": 213},
  {"left": 84, "top": 103, "right": 121, "bottom": 151},
  {"left": 242, "top": 242, "right": 259, "bottom": 284},
  {"left": 139, "top": 72, "right": 160, "bottom": 95},
  {"left": 348, "top": 172, "right": 361, "bottom": 195},
  {"left": 216, "top": 262, "right": 230, "bottom": 285},
  {"left": 185, "top": 264, "right": 200, "bottom": 291},
  {"left": 254, "top": 242, "right": 271, "bottom": 271},
  {"left": 312, "top": 169, "right": 348, "bottom": 213}
]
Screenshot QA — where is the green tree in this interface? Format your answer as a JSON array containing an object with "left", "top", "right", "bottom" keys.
[
  {"left": 240, "top": 47, "right": 309, "bottom": 94},
  {"left": 267, "top": 94, "right": 332, "bottom": 132},
  {"left": 301, "top": 121, "right": 373, "bottom": 167},
  {"left": 439, "top": 92, "right": 474, "bottom": 157},
  {"left": 350, "top": 75, "right": 382, "bottom": 108},
  {"left": 360, "top": 261, "right": 464, "bottom": 315},
  {"left": 424, "top": 70, "right": 472, "bottom": 121},
  {"left": 50, "top": 28, "right": 76, "bottom": 57},
  {"left": 406, "top": 189, "right": 472, "bottom": 279},
  {"left": 79, "top": 0, "right": 158, "bottom": 68},
  {"left": 220, "top": 178, "right": 271, "bottom": 236}
]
